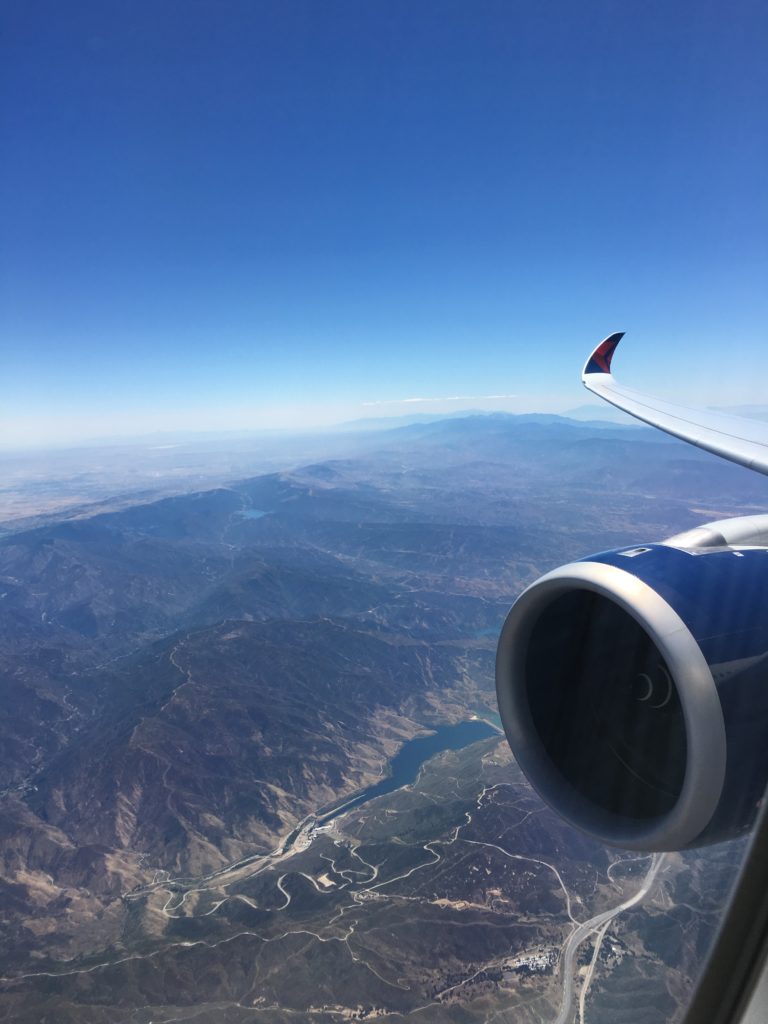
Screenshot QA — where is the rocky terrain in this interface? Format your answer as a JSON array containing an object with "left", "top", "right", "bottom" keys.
[{"left": 0, "top": 414, "right": 763, "bottom": 1021}]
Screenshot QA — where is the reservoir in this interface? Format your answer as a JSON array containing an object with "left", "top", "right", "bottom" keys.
[
  {"left": 472, "top": 706, "right": 503, "bottom": 730},
  {"left": 133, "top": 718, "right": 503, "bottom": 889},
  {"left": 318, "top": 718, "right": 499, "bottom": 826}
]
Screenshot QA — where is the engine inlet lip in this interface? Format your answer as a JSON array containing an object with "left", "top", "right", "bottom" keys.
[{"left": 496, "top": 561, "right": 727, "bottom": 851}]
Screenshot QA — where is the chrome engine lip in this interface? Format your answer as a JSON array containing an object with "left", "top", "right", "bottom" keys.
[{"left": 496, "top": 560, "right": 727, "bottom": 851}]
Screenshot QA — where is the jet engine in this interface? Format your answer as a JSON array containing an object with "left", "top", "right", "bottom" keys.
[{"left": 496, "top": 516, "right": 768, "bottom": 851}]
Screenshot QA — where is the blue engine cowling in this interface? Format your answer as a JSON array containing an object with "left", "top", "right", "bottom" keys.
[{"left": 496, "top": 520, "right": 768, "bottom": 851}]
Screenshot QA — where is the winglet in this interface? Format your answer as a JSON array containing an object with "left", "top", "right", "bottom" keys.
[{"left": 582, "top": 332, "right": 624, "bottom": 379}]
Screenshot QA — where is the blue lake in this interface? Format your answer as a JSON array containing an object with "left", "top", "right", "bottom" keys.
[
  {"left": 474, "top": 708, "right": 503, "bottom": 730},
  {"left": 318, "top": 719, "right": 499, "bottom": 825}
]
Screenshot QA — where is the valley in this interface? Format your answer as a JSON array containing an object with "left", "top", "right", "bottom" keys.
[{"left": 0, "top": 414, "right": 759, "bottom": 1022}]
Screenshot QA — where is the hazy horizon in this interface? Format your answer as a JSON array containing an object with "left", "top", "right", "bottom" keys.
[{"left": 0, "top": 399, "right": 639, "bottom": 453}]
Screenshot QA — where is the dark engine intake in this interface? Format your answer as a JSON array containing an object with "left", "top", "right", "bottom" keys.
[{"left": 496, "top": 517, "right": 768, "bottom": 851}]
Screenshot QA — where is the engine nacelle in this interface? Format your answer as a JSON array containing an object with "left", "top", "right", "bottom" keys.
[{"left": 496, "top": 517, "right": 768, "bottom": 851}]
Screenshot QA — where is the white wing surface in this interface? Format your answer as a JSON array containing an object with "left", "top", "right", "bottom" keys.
[{"left": 582, "top": 333, "right": 768, "bottom": 476}]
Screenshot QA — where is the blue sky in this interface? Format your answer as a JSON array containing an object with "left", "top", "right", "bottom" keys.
[{"left": 2, "top": 0, "right": 766, "bottom": 445}]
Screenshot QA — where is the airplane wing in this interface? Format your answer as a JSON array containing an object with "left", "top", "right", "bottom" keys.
[{"left": 582, "top": 333, "right": 768, "bottom": 475}]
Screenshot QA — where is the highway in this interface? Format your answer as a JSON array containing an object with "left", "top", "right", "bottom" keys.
[{"left": 553, "top": 853, "right": 665, "bottom": 1024}]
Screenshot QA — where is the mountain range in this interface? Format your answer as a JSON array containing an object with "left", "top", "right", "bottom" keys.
[{"left": 1, "top": 414, "right": 764, "bottom": 1021}]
